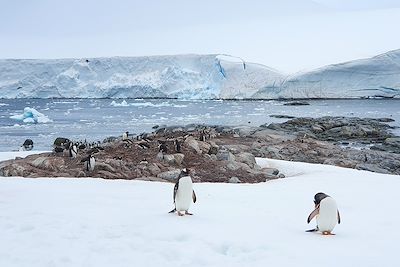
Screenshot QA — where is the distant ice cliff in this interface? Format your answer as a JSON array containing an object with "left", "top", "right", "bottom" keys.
[{"left": 0, "top": 51, "right": 399, "bottom": 99}]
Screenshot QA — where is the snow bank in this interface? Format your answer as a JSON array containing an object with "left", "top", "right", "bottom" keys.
[
  {"left": 9, "top": 107, "right": 52, "bottom": 123},
  {"left": 0, "top": 152, "right": 399, "bottom": 267}
]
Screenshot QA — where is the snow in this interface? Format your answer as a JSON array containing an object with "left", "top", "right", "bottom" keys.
[
  {"left": 0, "top": 55, "right": 283, "bottom": 100},
  {"left": 0, "top": 151, "right": 399, "bottom": 266},
  {"left": 9, "top": 107, "right": 52, "bottom": 124},
  {"left": 276, "top": 49, "right": 400, "bottom": 99}
]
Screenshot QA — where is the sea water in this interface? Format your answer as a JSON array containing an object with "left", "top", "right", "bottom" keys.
[{"left": 0, "top": 99, "right": 399, "bottom": 151}]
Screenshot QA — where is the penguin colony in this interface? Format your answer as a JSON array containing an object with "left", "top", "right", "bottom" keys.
[{"left": 47, "top": 129, "right": 341, "bottom": 234}]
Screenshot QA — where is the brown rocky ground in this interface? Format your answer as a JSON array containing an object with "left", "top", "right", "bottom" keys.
[{"left": 1, "top": 116, "right": 399, "bottom": 182}]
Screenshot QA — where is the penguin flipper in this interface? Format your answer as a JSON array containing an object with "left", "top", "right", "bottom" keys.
[
  {"left": 337, "top": 210, "right": 341, "bottom": 224},
  {"left": 192, "top": 190, "right": 197, "bottom": 203},
  {"left": 173, "top": 181, "right": 179, "bottom": 203},
  {"left": 305, "top": 227, "right": 319, "bottom": 232},
  {"left": 307, "top": 205, "right": 320, "bottom": 223},
  {"left": 168, "top": 208, "right": 176, "bottom": 213}
]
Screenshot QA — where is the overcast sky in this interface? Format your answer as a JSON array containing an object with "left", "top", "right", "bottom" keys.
[{"left": 1, "top": 0, "right": 400, "bottom": 73}]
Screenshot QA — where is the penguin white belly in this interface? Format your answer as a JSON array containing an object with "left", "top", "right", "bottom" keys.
[
  {"left": 89, "top": 157, "right": 96, "bottom": 171},
  {"left": 316, "top": 197, "right": 338, "bottom": 232},
  {"left": 175, "top": 177, "right": 193, "bottom": 211}
]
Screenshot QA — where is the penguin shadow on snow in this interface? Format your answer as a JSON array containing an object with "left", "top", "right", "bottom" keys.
[{"left": 168, "top": 168, "right": 197, "bottom": 217}]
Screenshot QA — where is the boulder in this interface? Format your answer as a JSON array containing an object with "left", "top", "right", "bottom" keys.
[
  {"left": 157, "top": 169, "right": 181, "bottom": 181},
  {"left": 228, "top": 177, "right": 241, "bottom": 183},
  {"left": 216, "top": 150, "right": 236, "bottom": 161},
  {"left": 184, "top": 136, "right": 201, "bottom": 154},
  {"left": 235, "top": 152, "right": 258, "bottom": 168}
]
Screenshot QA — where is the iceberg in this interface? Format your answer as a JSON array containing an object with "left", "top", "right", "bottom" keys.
[
  {"left": 10, "top": 107, "right": 52, "bottom": 124},
  {"left": 110, "top": 100, "right": 129, "bottom": 107}
]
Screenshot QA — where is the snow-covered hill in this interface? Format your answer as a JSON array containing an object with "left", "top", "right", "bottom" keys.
[
  {"left": 1, "top": 50, "right": 400, "bottom": 99},
  {"left": 0, "top": 54, "right": 283, "bottom": 99},
  {"left": 276, "top": 49, "right": 400, "bottom": 99},
  {"left": 0, "top": 151, "right": 399, "bottom": 267}
]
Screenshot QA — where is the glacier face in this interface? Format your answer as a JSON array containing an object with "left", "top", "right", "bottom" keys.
[
  {"left": 276, "top": 49, "right": 400, "bottom": 99},
  {"left": 0, "top": 54, "right": 283, "bottom": 99},
  {"left": 0, "top": 51, "right": 399, "bottom": 99}
]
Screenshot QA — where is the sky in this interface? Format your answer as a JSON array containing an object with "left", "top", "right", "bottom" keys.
[{"left": 1, "top": 0, "right": 400, "bottom": 73}]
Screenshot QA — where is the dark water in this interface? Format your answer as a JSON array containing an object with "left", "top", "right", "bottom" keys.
[{"left": 0, "top": 99, "right": 399, "bottom": 151}]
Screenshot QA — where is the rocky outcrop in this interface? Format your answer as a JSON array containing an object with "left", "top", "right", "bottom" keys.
[{"left": 1, "top": 116, "right": 399, "bottom": 181}]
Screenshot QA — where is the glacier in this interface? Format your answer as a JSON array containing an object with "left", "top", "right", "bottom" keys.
[
  {"left": 0, "top": 54, "right": 283, "bottom": 99},
  {"left": 274, "top": 49, "right": 400, "bottom": 99},
  {"left": 0, "top": 51, "right": 399, "bottom": 99}
]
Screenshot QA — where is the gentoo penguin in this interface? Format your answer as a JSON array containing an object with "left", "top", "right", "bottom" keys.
[
  {"left": 307, "top": 192, "right": 341, "bottom": 235},
  {"left": 68, "top": 142, "right": 78, "bottom": 158},
  {"left": 169, "top": 168, "right": 197, "bottom": 216},
  {"left": 174, "top": 139, "right": 181, "bottom": 153},
  {"left": 158, "top": 140, "right": 168, "bottom": 154},
  {"left": 122, "top": 131, "right": 129, "bottom": 141},
  {"left": 81, "top": 154, "right": 95, "bottom": 171}
]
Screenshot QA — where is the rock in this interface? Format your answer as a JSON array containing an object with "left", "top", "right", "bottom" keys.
[
  {"left": 96, "top": 162, "right": 116, "bottom": 173},
  {"left": 269, "top": 114, "right": 296, "bottom": 119},
  {"left": 311, "top": 125, "right": 324, "bottom": 133},
  {"left": 228, "top": 177, "right": 241, "bottom": 183},
  {"left": 278, "top": 173, "right": 285, "bottom": 178},
  {"left": 261, "top": 167, "right": 279, "bottom": 176},
  {"left": 53, "top": 137, "right": 70, "bottom": 147},
  {"left": 103, "top": 136, "right": 118, "bottom": 143},
  {"left": 157, "top": 169, "right": 181, "bottom": 181},
  {"left": 173, "top": 153, "right": 185, "bottom": 165},
  {"left": 30, "top": 157, "right": 65, "bottom": 171},
  {"left": 184, "top": 136, "right": 201, "bottom": 154},
  {"left": 235, "top": 152, "right": 258, "bottom": 168},
  {"left": 355, "top": 163, "right": 392, "bottom": 174},
  {"left": 162, "top": 155, "right": 176, "bottom": 165},
  {"left": 226, "top": 161, "right": 251, "bottom": 171},
  {"left": 197, "top": 141, "right": 211, "bottom": 154},
  {"left": 283, "top": 101, "right": 310, "bottom": 106},
  {"left": 216, "top": 150, "right": 236, "bottom": 161},
  {"left": 147, "top": 163, "right": 161, "bottom": 176}
]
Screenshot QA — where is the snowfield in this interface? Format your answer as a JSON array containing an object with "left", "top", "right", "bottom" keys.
[{"left": 0, "top": 152, "right": 399, "bottom": 267}]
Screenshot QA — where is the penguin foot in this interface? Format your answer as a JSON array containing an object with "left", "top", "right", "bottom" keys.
[
  {"left": 185, "top": 211, "right": 193, "bottom": 215},
  {"left": 177, "top": 211, "right": 185, "bottom": 216},
  {"left": 322, "top": 231, "right": 335, "bottom": 236}
]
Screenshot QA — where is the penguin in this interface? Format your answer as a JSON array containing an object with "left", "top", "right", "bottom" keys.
[
  {"left": 174, "top": 139, "right": 181, "bottom": 153},
  {"left": 68, "top": 142, "right": 78, "bottom": 158},
  {"left": 122, "top": 131, "right": 129, "bottom": 141},
  {"left": 158, "top": 140, "right": 168, "bottom": 154},
  {"left": 307, "top": 192, "right": 341, "bottom": 235},
  {"left": 169, "top": 168, "right": 197, "bottom": 216},
  {"left": 81, "top": 154, "right": 95, "bottom": 171}
]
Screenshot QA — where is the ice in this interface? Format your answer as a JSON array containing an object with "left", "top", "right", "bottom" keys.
[
  {"left": 9, "top": 107, "right": 52, "bottom": 124},
  {"left": 1, "top": 51, "right": 398, "bottom": 99},
  {"left": 0, "top": 151, "right": 399, "bottom": 266},
  {"left": 110, "top": 100, "right": 129, "bottom": 107},
  {"left": 0, "top": 54, "right": 283, "bottom": 99}
]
